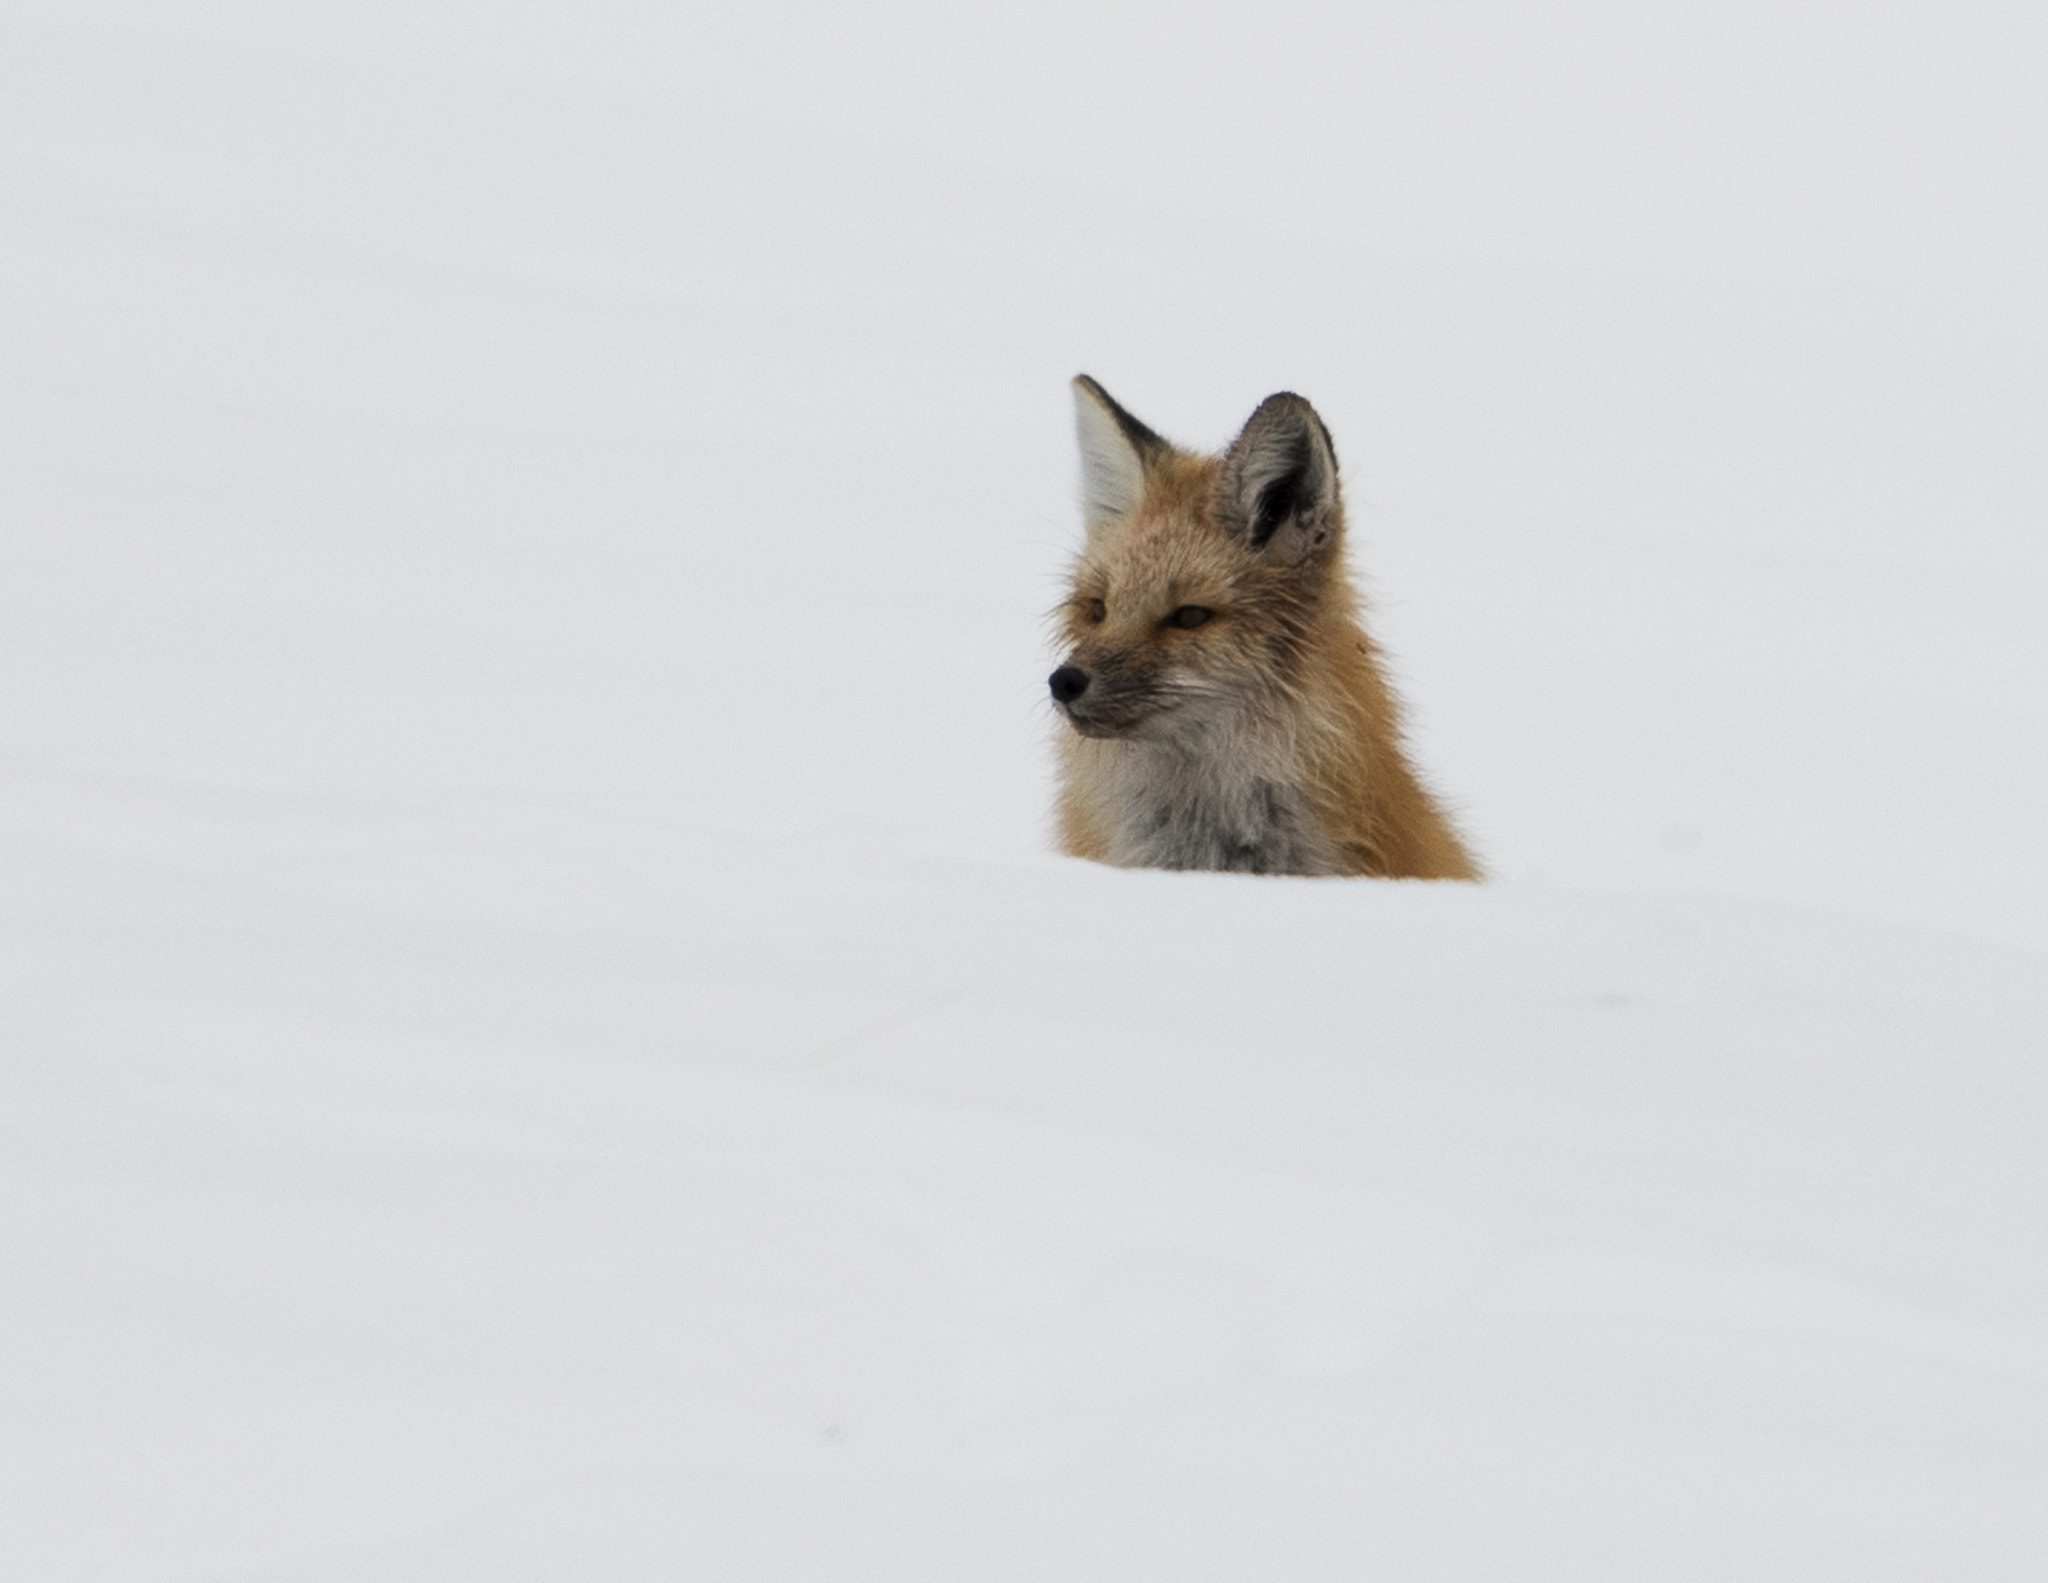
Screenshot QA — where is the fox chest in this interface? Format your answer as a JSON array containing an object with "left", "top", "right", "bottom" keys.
[{"left": 1098, "top": 762, "right": 1342, "bottom": 877}]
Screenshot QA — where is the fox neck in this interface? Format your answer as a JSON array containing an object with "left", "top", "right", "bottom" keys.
[{"left": 1091, "top": 727, "right": 1341, "bottom": 877}]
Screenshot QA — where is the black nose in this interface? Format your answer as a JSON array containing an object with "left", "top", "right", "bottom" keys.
[{"left": 1049, "top": 665, "right": 1090, "bottom": 704}]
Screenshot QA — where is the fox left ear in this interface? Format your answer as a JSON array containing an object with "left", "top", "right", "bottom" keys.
[
  {"left": 1073, "top": 374, "right": 1168, "bottom": 537},
  {"left": 1217, "top": 393, "right": 1340, "bottom": 558}
]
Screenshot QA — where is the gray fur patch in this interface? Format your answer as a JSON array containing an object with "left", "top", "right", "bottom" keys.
[{"left": 1097, "top": 739, "right": 1341, "bottom": 876}]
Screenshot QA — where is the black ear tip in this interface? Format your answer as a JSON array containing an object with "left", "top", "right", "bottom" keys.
[
  {"left": 1251, "top": 391, "right": 1314, "bottom": 421},
  {"left": 1075, "top": 376, "right": 1169, "bottom": 459},
  {"left": 1245, "top": 392, "right": 1335, "bottom": 464},
  {"left": 1073, "top": 374, "right": 1121, "bottom": 417}
]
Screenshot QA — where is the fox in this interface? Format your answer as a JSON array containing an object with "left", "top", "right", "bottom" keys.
[{"left": 1049, "top": 375, "right": 1479, "bottom": 880}]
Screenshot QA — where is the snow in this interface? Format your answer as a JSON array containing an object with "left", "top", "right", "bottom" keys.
[{"left": 4, "top": 3, "right": 2047, "bottom": 1577}]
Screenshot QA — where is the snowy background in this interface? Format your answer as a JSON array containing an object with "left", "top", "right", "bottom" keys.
[{"left": 5, "top": 2, "right": 2047, "bottom": 1577}]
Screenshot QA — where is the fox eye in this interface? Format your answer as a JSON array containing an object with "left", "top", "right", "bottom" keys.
[
  {"left": 1085, "top": 597, "right": 1106, "bottom": 622},
  {"left": 1167, "top": 605, "right": 1214, "bottom": 629}
]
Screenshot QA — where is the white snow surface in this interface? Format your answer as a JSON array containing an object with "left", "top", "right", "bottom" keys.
[{"left": 5, "top": 3, "right": 2048, "bottom": 1577}]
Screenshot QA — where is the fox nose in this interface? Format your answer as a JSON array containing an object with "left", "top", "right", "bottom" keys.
[{"left": 1048, "top": 665, "right": 1090, "bottom": 704}]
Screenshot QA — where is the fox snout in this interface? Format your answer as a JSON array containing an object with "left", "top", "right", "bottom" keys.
[
  {"left": 1049, "top": 652, "right": 1168, "bottom": 738},
  {"left": 1050, "top": 662, "right": 1115, "bottom": 734}
]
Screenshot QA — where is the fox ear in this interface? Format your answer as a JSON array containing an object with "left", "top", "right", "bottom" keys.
[
  {"left": 1073, "top": 375, "right": 1167, "bottom": 535},
  {"left": 1217, "top": 392, "right": 1340, "bottom": 557}
]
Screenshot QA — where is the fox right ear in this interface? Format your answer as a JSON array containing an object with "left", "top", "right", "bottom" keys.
[
  {"left": 1073, "top": 375, "right": 1166, "bottom": 536},
  {"left": 1217, "top": 392, "right": 1340, "bottom": 558}
]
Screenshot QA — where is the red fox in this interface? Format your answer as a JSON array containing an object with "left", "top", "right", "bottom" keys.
[{"left": 1050, "top": 375, "right": 1479, "bottom": 880}]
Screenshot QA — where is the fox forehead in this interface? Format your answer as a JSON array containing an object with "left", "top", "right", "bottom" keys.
[
  {"left": 1079, "top": 523, "right": 1238, "bottom": 595},
  {"left": 1071, "top": 460, "right": 1247, "bottom": 599}
]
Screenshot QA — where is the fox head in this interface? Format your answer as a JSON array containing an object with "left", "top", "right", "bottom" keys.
[{"left": 1050, "top": 375, "right": 1349, "bottom": 744}]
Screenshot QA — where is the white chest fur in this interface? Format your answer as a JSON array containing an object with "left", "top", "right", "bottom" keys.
[{"left": 1093, "top": 737, "right": 1342, "bottom": 876}]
